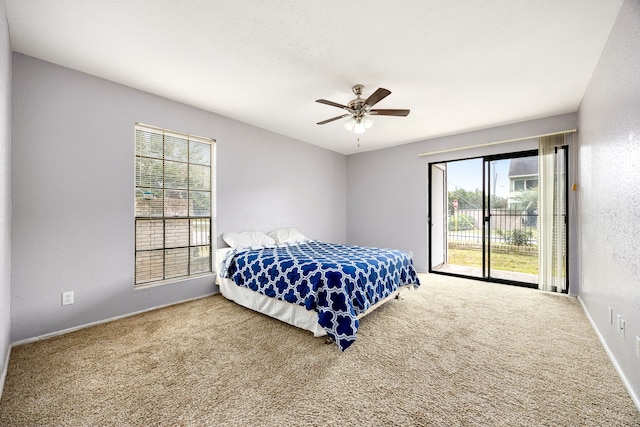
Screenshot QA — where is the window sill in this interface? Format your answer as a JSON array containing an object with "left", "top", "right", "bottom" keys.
[{"left": 134, "top": 272, "right": 216, "bottom": 290}]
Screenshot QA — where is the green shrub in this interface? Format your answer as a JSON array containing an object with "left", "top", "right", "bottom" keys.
[{"left": 497, "top": 229, "right": 533, "bottom": 246}]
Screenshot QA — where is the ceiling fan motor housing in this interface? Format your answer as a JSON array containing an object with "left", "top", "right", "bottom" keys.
[{"left": 348, "top": 84, "right": 367, "bottom": 116}]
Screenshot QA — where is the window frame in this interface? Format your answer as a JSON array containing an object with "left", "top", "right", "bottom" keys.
[{"left": 134, "top": 122, "right": 216, "bottom": 288}]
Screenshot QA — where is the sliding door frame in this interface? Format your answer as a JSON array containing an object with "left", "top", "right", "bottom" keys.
[{"left": 428, "top": 148, "right": 570, "bottom": 291}]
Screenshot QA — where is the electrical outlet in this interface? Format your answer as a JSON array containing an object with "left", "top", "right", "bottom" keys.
[
  {"left": 619, "top": 317, "right": 625, "bottom": 338},
  {"left": 62, "top": 291, "right": 74, "bottom": 306},
  {"left": 636, "top": 336, "right": 640, "bottom": 360}
]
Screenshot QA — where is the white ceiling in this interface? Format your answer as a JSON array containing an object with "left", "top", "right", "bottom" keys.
[{"left": 4, "top": 0, "right": 623, "bottom": 155}]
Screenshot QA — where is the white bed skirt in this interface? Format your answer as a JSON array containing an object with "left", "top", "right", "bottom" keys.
[
  {"left": 218, "top": 276, "right": 327, "bottom": 336},
  {"left": 218, "top": 276, "right": 409, "bottom": 338}
]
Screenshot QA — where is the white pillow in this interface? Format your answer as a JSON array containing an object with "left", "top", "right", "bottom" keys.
[
  {"left": 268, "top": 227, "right": 308, "bottom": 244},
  {"left": 222, "top": 231, "right": 275, "bottom": 249}
]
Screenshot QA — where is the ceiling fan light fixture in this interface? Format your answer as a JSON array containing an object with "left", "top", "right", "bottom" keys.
[
  {"left": 353, "top": 119, "right": 367, "bottom": 134},
  {"left": 363, "top": 115, "right": 374, "bottom": 129},
  {"left": 343, "top": 116, "right": 356, "bottom": 132},
  {"left": 344, "top": 115, "right": 374, "bottom": 134}
]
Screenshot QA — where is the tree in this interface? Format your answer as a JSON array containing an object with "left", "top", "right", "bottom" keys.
[
  {"left": 448, "top": 188, "right": 507, "bottom": 211},
  {"left": 448, "top": 188, "right": 482, "bottom": 210}
]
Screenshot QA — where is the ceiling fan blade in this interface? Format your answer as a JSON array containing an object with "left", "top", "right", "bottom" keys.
[
  {"left": 317, "top": 114, "right": 350, "bottom": 125},
  {"left": 364, "top": 88, "right": 391, "bottom": 107},
  {"left": 316, "top": 99, "right": 349, "bottom": 110},
  {"left": 369, "top": 109, "right": 410, "bottom": 117}
]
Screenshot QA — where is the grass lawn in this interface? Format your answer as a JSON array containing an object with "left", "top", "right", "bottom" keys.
[{"left": 447, "top": 248, "right": 539, "bottom": 275}]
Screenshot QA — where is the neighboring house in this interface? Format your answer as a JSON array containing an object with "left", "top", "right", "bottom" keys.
[{"left": 507, "top": 157, "right": 539, "bottom": 211}]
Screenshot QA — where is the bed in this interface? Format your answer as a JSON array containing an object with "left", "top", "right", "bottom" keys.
[{"left": 216, "top": 228, "right": 420, "bottom": 351}]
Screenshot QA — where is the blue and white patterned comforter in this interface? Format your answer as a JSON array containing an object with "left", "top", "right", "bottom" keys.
[{"left": 220, "top": 240, "right": 420, "bottom": 351}]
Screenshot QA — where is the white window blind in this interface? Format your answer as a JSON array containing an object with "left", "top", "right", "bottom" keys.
[{"left": 134, "top": 123, "right": 214, "bottom": 286}]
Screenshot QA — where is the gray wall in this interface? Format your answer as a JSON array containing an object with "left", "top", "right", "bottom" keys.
[
  {"left": 0, "top": 0, "right": 11, "bottom": 395},
  {"left": 10, "top": 54, "right": 346, "bottom": 343},
  {"left": 578, "top": 0, "right": 640, "bottom": 406},
  {"left": 347, "top": 113, "right": 578, "bottom": 275}
]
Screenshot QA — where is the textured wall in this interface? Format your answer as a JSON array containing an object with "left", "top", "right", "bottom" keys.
[
  {"left": 578, "top": 0, "right": 640, "bottom": 406},
  {"left": 10, "top": 54, "right": 346, "bottom": 343},
  {"left": 0, "top": 0, "right": 12, "bottom": 396}
]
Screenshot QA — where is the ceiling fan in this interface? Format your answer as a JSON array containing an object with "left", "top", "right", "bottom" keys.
[{"left": 316, "top": 84, "right": 410, "bottom": 134}]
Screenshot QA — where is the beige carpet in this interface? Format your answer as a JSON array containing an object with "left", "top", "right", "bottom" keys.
[{"left": 1, "top": 273, "right": 638, "bottom": 426}]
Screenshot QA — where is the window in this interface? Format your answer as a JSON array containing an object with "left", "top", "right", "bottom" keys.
[
  {"left": 134, "top": 123, "right": 214, "bottom": 286},
  {"left": 513, "top": 178, "right": 538, "bottom": 192},
  {"left": 514, "top": 179, "right": 525, "bottom": 191}
]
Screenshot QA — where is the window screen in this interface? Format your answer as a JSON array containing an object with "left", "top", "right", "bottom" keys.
[{"left": 134, "top": 123, "right": 214, "bottom": 286}]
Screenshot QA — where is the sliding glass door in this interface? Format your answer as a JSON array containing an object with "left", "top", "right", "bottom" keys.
[
  {"left": 429, "top": 148, "right": 568, "bottom": 289},
  {"left": 484, "top": 153, "right": 539, "bottom": 284}
]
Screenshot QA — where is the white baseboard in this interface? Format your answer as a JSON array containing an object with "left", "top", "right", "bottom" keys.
[
  {"left": 578, "top": 296, "right": 640, "bottom": 412},
  {"left": 0, "top": 343, "right": 10, "bottom": 399}
]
